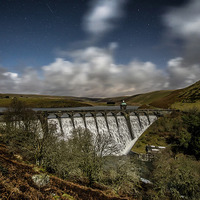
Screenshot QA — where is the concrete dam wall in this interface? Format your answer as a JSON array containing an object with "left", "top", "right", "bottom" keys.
[
  {"left": 46, "top": 111, "right": 158, "bottom": 155},
  {"left": 1, "top": 107, "right": 172, "bottom": 156}
]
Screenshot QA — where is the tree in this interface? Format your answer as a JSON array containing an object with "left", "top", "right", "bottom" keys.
[
  {"left": 42, "top": 127, "right": 140, "bottom": 195},
  {"left": 182, "top": 111, "right": 200, "bottom": 159},
  {"left": 150, "top": 150, "right": 200, "bottom": 200},
  {"left": 1, "top": 98, "right": 59, "bottom": 165},
  {"left": 62, "top": 128, "right": 119, "bottom": 186}
]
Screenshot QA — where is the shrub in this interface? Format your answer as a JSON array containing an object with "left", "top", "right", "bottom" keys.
[{"left": 151, "top": 150, "right": 200, "bottom": 200}]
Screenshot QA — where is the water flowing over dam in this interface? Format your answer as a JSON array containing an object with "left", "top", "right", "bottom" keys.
[
  {"left": 0, "top": 106, "right": 172, "bottom": 156},
  {"left": 46, "top": 109, "right": 160, "bottom": 156}
]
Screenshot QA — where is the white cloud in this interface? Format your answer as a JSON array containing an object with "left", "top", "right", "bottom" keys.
[
  {"left": 164, "top": 0, "right": 200, "bottom": 64},
  {"left": 3, "top": 72, "right": 19, "bottom": 80},
  {"left": 0, "top": 47, "right": 199, "bottom": 97},
  {"left": 83, "top": 0, "right": 127, "bottom": 36},
  {"left": 166, "top": 57, "right": 200, "bottom": 88},
  {"left": 164, "top": 0, "right": 200, "bottom": 38},
  {"left": 0, "top": 46, "right": 168, "bottom": 97},
  {"left": 40, "top": 46, "right": 167, "bottom": 97}
]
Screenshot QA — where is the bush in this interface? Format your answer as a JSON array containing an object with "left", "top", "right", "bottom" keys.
[
  {"left": 1, "top": 98, "right": 59, "bottom": 165},
  {"left": 151, "top": 150, "right": 200, "bottom": 200}
]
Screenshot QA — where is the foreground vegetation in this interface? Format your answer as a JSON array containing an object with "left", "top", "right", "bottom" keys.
[
  {"left": 0, "top": 99, "right": 140, "bottom": 199},
  {"left": 1, "top": 98, "right": 200, "bottom": 199}
]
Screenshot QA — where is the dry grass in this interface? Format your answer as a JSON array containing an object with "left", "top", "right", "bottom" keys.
[
  {"left": 0, "top": 144, "right": 130, "bottom": 200},
  {"left": 171, "top": 101, "right": 200, "bottom": 112}
]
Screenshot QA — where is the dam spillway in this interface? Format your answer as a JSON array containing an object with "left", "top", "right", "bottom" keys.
[
  {"left": 46, "top": 110, "right": 158, "bottom": 156},
  {"left": 0, "top": 106, "right": 172, "bottom": 155}
]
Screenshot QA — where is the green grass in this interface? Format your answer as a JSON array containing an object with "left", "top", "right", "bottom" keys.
[
  {"left": 126, "top": 90, "right": 173, "bottom": 105},
  {"left": 99, "top": 90, "right": 173, "bottom": 107},
  {"left": 171, "top": 101, "right": 200, "bottom": 112},
  {"left": 0, "top": 80, "right": 199, "bottom": 108},
  {"left": 0, "top": 95, "right": 93, "bottom": 108},
  {"left": 132, "top": 125, "right": 168, "bottom": 153}
]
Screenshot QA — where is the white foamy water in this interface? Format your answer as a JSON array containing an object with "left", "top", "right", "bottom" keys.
[
  {"left": 130, "top": 116, "right": 142, "bottom": 138},
  {"left": 117, "top": 116, "right": 132, "bottom": 148},
  {"left": 139, "top": 115, "right": 150, "bottom": 131},
  {"left": 85, "top": 116, "right": 98, "bottom": 137},
  {"left": 61, "top": 118, "right": 74, "bottom": 140},
  {"left": 96, "top": 116, "right": 109, "bottom": 136},
  {"left": 107, "top": 116, "right": 121, "bottom": 143},
  {"left": 74, "top": 117, "right": 85, "bottom": 129},
  {"left": 48, "top": 118, "right": 62, "bottom": 136},
  {"left": 149, "top": 115, "right": 157, "bottom": 123},
  {"left": 43, "top": 112, "right": 158, "bottom": 155}
]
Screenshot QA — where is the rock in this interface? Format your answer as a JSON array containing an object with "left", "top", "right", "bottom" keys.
[
  {"left": 32, "top": 174, "right": 50, "bottom": 187},
  {"left": 140, "top": 177, "right": 153, "bottom": 184}
]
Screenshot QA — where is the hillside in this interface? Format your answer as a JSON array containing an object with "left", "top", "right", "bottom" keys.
[
  {"left": 0, "top": 143, "right": 128, "bottom": 200},
  {"left": 107, "top": 80, "right": 200, "bottom": 110},
  {"left": 0, "top": 80, "right": 199, "bottom": 109},
  {"left": 178, "top": 80, "right": 200, "bottom": 101},
  {"left": 97, "top": 91, "right": 172, "bottom": 107},
  {"left": 0, "top": 94, "right": 98, "bottom": 108},
  {"left": 150, "top": 80, "right": 200, "bottom": 110}
]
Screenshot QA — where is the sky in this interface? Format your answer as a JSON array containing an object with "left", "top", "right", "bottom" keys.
[{"left": 0, "top": 0, "right": 200, "bottom": 97}]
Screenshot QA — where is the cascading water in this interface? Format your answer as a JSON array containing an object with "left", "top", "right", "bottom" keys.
[
  {"left": 48, "top": 118, "right": 62, "bottom": 136},
  {"left": 122, "top": 114, "right": 154, "bottom": 155},
  {"left": 73, "top": 117, "right": 85, "bottom": 130},
  {"left": 130, "top": 115, "right": 142, "bottom": 138},
  {"left": 139, "top": 115, "right": 150, "bottom": 131},
  {"left": 96, "top": 116, "right": 109, "bottom": 137},
  {"left": 107, "top": 116, "right": 121, "bottom": 144},
  {"left": 117, "top": 116, "right": 132, "bottom": 146},
  {"left": 46, "top": 112, "right": 158, "bottom": 155},
  {"left": 61, "top": 118, "right": 74, "bottom": 140},
  {"left": 149, "top": 115, "right": 157, "bottom": 124},
  {"left": 85, "top": 116, "right": 98, "bottom": 137}
]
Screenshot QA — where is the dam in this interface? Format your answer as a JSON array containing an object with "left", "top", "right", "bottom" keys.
[{"left": 36, "top": 107, "right": 172, "bottom": 156}]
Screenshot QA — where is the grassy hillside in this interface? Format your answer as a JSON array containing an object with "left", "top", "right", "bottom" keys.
[
  {"left": 97, "top": 90, "right": 173, "bottom": 107},
  {"left": 125, "top": 90, "right": 172, "bottom": 107},
  {"left": 99, "top": 81, "right": 200, "bottom": 109},
  {"left": 0, "top": 144, "right": 128, "bottom": 200},
  {"left": 0, "top": 94, "right": 97, "bottom": 108},
  {"left": 123, "top": 80, "right": 200, "bottom": 110},
  {"left": 0, "top": 80, "right": 199, "bottom": 109},
  {"left": 150, "top": 80, "right": 200, "bottom": 110},
  {"left": 178, "top": 80, "right": 200, "bottom": 101}
]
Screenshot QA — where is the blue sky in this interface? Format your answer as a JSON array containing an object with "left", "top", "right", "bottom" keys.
[{"left": 0, "top": 0, "right": 199, "bottom": 97}]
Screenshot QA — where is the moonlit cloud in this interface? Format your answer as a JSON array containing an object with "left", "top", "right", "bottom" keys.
[
  {"left": 41, "top": 46, "right": 167, "bottom": 97},
  {"left": 164, "top": 0, "right": 200, "bottom": 65},
  {"left": 0, "top": 46, "right": 168, "bottom": 97},
  {"left": 83, "top": 0, "right": 127, "bottom": 36},
  {"left": 165, "top": 57, "right": 200, "bottom": 89},
  {"left": 0, "top": 69, "right": 18, "bottom": 92},
  {"left": 164, "top": 0, "right": 200, "bottom": 38},
  {"left": 0, "top": 45, "right": 199, "bottom": 97},
  {"left": 162, "top": 0, "right": 200, "bottom": 88}
]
